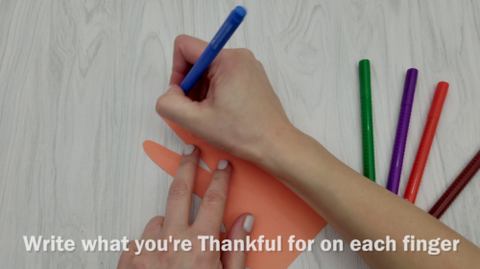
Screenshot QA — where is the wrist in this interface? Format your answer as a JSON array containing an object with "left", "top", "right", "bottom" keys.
[
  {"left": 250, "top": 124, "right": 309, "bottom": 176},
  {"left": 252, "top": 124, "right": 340, "bottom": 187}
]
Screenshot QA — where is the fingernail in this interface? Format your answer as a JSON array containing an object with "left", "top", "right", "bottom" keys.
[
  {"left": 217, "top": 159, "right": 229, "bottom": 170},
  {"left": 243, "top": 215, "right": 255, "bottom": 233},
  {"left": 183, "top": 144, "right": 195, "bottom": 155}
]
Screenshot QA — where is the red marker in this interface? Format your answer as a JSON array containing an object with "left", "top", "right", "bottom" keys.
[{"left": 404, "top": 82, "right": 449, "bottom": 203}]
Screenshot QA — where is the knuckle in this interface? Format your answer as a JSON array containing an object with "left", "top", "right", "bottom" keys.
[
  {"left": 179, "top": 155, "right": 197, "bottom": 167},
  {"left": 203, "top": 189, "right": 226, "bottom": 205},
  {"left": 119, "top": 250, "right": 130, "bottom": 260},
  {"left": 160, "top": 250, "right": 174, "bottom": 261},
  {"left": 132, "top": 258, "right": 147, "bottom": 269},
  {"left": 218, "top": 49, "right": 257, "bottom": 77},
  {"left": 223, "top": 50, "right": 240, "bottom": 63},
  {"left": 168, "top": 181, "right": 190, "bottom": 198},
  {"left": 211, "top": 171, "right": 228, "bottom": 183},
  {"left": 127, "top": 240, "right": 137, "bottom": 252},
  {"left": 174, "top": 34, "right": 187, "bottom": 46},
  {"left": 240, "top": 249, "right": 248, "bottom": 260},
  {"left": 148, "top": 215, "right": 165, "bottom": 229},
  {"left": 237, "top": 48, "right": 255, "bottom": 58},
  {"left": 194, "top": 254, "right": 216, "bottom": 265},
  {"left": 222, "top": 57, "right": 247, "bottom": 75},
  {"left": 193, "top": 227, "right": 209, "bottom": 235},
  {"left": 155, "top": 95, "right": 168, "bottom": 116},
  {"left": 256, "top": 59, "right": 265, "bottom": 69}
]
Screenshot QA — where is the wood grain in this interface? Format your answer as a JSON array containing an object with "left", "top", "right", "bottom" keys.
[{"left": 0, "top": 0, "right": 479, "bottom": 268}]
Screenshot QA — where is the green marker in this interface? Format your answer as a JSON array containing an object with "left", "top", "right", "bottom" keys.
[{"left": 359, "top": 59, "right": 376, "bottom": 181}]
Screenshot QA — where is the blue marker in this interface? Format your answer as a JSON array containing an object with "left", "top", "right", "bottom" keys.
[{"left": 180, "top": 6, "right": 247, "bottom": 94}]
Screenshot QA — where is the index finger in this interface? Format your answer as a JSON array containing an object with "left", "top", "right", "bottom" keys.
[
  {"left": 170, "top": 35, "right": 209, "bottom": 85},
  {"left": 164, "top": 144, "right": 199, "bottom": 228},
  {"left": 194, "top": 160, "right": 231, "bottom": 234}
]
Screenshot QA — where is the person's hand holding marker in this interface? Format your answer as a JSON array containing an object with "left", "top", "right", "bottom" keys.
[
  {"left": 117, "top": 145, "right": 254, "bottom": 269},
  {"left": 157, "top": 35, "right": 296, "bottom": 165}
]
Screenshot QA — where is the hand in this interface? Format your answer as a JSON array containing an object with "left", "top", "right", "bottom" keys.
[
  {"left": 117, "top": 145, "right": 254, "bottom": 269},
  {"left": 156, "top": 35, "right": 297, "bottom": 164}
]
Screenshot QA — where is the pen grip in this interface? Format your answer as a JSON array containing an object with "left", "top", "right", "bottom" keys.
[
  {"left": 180, "top": 46, "right": 215, "bottom": 92},
  {"left": 180, "top": 6, "right": 246, "bottom": 94}
]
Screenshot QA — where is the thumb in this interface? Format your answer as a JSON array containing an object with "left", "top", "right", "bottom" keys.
[
  {"left": 222, "top": 213, "right": 255, "bottom": 269},
  {"left": 155, "top": 84, "right": 202, "bottom": 126}
]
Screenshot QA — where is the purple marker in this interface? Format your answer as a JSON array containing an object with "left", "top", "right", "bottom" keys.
[{"left": 387, "top": 68, "right": 418, "bottom": 194}]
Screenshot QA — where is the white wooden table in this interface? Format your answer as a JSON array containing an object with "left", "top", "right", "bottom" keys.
[{"left": 1, "top": 0, "right": 479, "bottom": 268}]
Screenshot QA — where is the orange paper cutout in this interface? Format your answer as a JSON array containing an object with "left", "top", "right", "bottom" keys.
[{"left": 143, "top": 119, "right": 327, "bottom": 268}]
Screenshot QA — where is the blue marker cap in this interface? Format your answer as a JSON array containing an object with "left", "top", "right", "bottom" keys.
[
  {"left": 231, "top": 6, "right": 247, "bottom": 22},
  {"left": 180, "top": 6, "right": 247, "bottom": 94}
]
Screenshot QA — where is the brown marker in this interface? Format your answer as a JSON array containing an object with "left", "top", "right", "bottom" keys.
[{"left": 429, "top": 149, "right": 480, "bottom": 218}]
